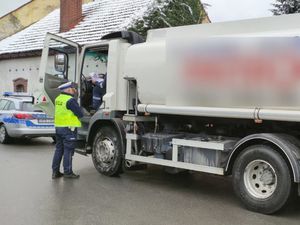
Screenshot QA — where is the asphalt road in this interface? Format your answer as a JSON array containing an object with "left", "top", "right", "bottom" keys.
[{"left": 0, "top": 138, "right": 300, "bottom": 225}]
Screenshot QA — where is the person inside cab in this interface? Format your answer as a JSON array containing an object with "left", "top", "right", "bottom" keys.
[
  {"left": 89, "top": 72, "right": 107, "bottom": 111},
  {"left": 81, "top": 50, "right": 108, "bottom": 113}
]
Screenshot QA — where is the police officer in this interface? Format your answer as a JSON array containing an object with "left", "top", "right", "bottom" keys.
[{"left": 52, "top": 81, "right": 83, "bottom": 179}]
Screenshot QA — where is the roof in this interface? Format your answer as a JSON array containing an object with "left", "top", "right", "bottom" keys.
[{"left": 0, "top": 0, "right": 154, "bottom": 57}]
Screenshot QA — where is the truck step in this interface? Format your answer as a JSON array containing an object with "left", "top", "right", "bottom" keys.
[
  {"left": 75, "top": 148, "right": 88, "bottom": 156},
  {"left": 78, "top": 130, "right": 88, "bottom": 137}
]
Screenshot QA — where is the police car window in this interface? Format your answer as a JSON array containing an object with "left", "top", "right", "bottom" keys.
[
  {"left": 3, "top": 101, "right": 11, "bottom": 110},
  {"left": 0, "top": 100, "right": 9, "bottom": 110},
  {"left": 21, "top": 102, "right": 35, "bottom": 112},
  {"left": 6, "top": 102, "right": 16, "bottom": 111},
  {"left": 3, "top": 101, "right": 10, "bottom": 110}
]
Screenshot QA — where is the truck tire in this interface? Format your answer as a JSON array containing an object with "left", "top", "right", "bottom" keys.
[
  {"left": 232, "top": 145, "right": 294, "bottom": 214},
  {"left": 92, "top": 126, "right": 123, "bottom": 176},
  {"left": 0, "top": 124, "right": 10, "bottom": 144}
]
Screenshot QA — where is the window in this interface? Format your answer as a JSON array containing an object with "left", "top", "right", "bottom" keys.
[
  {"left": 21, "top": 102, "right": 35, "bottom": 112},
  {"left": 16, "top": 85, "right": 25, "bottom": 92},
  {"left": 6, "top": 102, "right": 16, "bottom": 111},
  {"left": 46, "top": 39, "right": 77, "bottom": 81},
  {"left": 82, "top": 47, "right": 108, "bottom": 77},
  {"left": 81, "top": 47, "right": 108, "bottom": 111},
  {"left": 0, "top": 100, "right": 9, "bottom": 110},
  {"left": 13, "top": 78, "right": 28, "bottom": 92}
]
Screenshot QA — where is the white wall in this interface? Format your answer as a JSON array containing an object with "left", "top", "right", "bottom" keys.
[
  {"left": 0, "top": 53, "right": 107, "bottom": 97},
  {"left": 0, "top": 56, "right": 41, "bottom": 94},
  {"left": 0, "top": 54, "right": 78, "bottom": 97}
]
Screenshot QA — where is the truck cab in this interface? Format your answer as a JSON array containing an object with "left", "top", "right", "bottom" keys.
[
  {"left": 37, "top": 31, "right": 143, "bottom": 175},
  {"left": 38, "top": 32, "right": 137, "bottom": 114}
]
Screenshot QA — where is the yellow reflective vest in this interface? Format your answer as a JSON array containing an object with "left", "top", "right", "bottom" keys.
[{"left": 54, "top": 94, "right": 81, "bottom": 127}]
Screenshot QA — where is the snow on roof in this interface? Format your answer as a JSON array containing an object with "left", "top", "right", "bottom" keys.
[{"left": 0, "top": 0, "right": 154, "bottom": 56}]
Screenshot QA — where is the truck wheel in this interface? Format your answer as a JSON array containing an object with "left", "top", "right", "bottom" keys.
[
  {"left": 0, "top": 124, "right": 10, "bottom": 144},
  {"left": 232, "top": 145, "right": 294, "bottom": 214},
  {"left": 92, "top": 126, "right": 123, "bottom": 176}
]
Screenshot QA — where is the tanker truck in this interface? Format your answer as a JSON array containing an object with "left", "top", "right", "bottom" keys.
[{"left": 38, "top": 13, "right": 300, "bottom": 214}]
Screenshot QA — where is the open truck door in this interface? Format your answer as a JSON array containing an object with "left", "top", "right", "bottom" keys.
[{"left": 37, "top": 33, "right": 80, "bottom": 116}]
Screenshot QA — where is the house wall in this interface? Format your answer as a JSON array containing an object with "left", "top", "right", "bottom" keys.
[
  {"left": 0, "top": 53, "right": 106, "bottom": 96},
  {"left": 0, "top": 57, "right": 41, "bottom": 94},
  {"left": 0, "top": 0, "right": 92, "bottom": 40}
]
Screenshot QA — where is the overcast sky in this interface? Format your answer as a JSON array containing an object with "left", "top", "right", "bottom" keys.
[
  {"left": 0, "top": 0, "right": 277, "bottom": 21},
  {"left": 203, "top": 0, "right": 276, "bottom": 22},
  {"left": 0, "top": 0, "right": 30, "bottom": 17}
]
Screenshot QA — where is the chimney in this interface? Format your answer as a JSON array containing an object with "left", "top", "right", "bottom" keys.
[{"left": 60, "top": 0, "right": 82, "bottom": 33}]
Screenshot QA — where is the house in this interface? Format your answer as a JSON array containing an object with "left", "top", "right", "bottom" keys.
[
  {"left": 0, "top": 0, "right": 93, "bottom": 41},
  {"left": 0, "top": 0, "right": 209, "bottom": 94}
]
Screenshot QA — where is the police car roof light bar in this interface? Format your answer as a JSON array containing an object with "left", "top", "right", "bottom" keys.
[{"left": 3, "top": 92, "right": 35, "bottom": 104}]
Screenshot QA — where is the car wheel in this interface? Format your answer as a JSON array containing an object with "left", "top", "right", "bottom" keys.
[
  {"left": 0, "top": 124, "right": 10, "bottom": 144},
  {"left": 232, "top": 145, "right": 294, "bottom": 214},
  {"left": 92, "top": 126, "right": 123, "bottom": 176}
]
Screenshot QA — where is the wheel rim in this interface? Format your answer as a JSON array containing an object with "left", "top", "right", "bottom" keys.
[
  {"left": 0, "top": 126, "right": 5, "bottom": 142},
  {"left": 95, "top": 137, "right": 115, "bottom": 165},
  {"left": 244, "top": 160, "right": 277, "bottom": 199}
]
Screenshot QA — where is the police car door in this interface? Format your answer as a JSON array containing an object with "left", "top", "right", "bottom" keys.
[{"left": 38, "top": 33, "right": 80, "bottom": 116}]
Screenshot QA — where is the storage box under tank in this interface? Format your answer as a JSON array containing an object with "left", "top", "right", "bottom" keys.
[
  {"left": 183, "top": 137, "right": 236, "bottom": 168},
  {"left": 141, "top": 133, "right": 185, "bottom": 154}
]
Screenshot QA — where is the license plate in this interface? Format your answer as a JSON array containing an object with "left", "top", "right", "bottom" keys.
[{"left": 38, "top": 118, "right": 54, "bottom": 124}]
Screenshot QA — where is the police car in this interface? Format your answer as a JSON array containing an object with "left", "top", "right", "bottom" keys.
[{"left": 0, "top": 92, "right": 55, "bottom": 144}]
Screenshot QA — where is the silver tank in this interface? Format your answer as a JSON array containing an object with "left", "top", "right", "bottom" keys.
[{"left": 124, "top": 14, "right": 300, "bottom": 115}]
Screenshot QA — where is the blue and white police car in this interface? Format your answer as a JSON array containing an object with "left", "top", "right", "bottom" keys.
[{"left": 0, "top": 92, "right": 55, "bottom": 144}]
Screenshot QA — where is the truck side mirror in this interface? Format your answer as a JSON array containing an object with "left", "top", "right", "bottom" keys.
[{"left": 54, "top": 54, "right": 67, "bottom": 73}]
